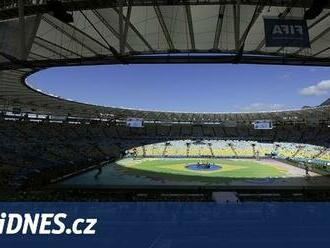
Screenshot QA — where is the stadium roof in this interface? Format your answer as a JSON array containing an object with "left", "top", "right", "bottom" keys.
[
  {"left": 0, "top": 0, "right": 330, "bottom": 122},
  {"left": 321, "top": 98, "right": 330, "bottom": 106}
]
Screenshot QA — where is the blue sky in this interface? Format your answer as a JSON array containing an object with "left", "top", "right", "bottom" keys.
[{"left": 27, "top": 64, "right": 330, "bottom": 112}]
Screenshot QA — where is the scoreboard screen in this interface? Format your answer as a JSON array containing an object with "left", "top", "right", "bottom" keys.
[
  {"left": 126, "top": 118, "right": 144, "bottom": 128},
  {"left": 253, "top": 120, "right": 273, "bottom": 130}
]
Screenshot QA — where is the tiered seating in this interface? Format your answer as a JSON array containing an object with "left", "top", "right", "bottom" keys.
[
  {"left": 131, "top": 140, "right": 330, "bottom": 162},
  {"left": 319, "top": 150, "right": 330, "bottom": 161},
  {"left": 256, "top": 143, "right": 273, "bottom": 156},
  {"left": 1, "top": 114, "right": 329, "bottom": 190},
  {"left": 0, "top": 120, "right": 128, "bottom": 189},
  {"left": 165, "top": 140, "right": 187, "bottom": 156},
  {"left": 234, "top": 141, "right": 254, "bottom": 157},
  {"left": 212, "top": 141, "right": 234, "bottom": 157},
  {"left": 277, "top": 143, "right": 297, "bottom": 158},
  {"left": 188, "top": 142, "right": 211, "bottom": 157}
]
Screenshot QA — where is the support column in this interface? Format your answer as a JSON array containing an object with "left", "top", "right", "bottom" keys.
[
  {"left": 119, "top": 0, "right": 124, "bottom": 54},
  {"left": 18, "top": 0, "right": 26, "bottom": 60}
]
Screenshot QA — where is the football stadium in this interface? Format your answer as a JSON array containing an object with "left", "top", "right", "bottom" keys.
[
  {"left": 60, "top": 140, "right": 330, "bottom": 189},
  {"left": 0, "top": 0, "right": 330, "bottom": 202}
]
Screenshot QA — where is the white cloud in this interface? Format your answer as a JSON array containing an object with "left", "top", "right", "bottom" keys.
[
  {"left": 237, "top": 103, "right": 287, "bottom": 112},
  {"left": 299, "top": 80, "right": 330, "bottom": 96}
]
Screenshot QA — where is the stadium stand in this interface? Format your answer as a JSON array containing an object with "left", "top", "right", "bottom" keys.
[
  {"left": 0, "top": 106, "right": 329, "bottom": 201},
  {"left": 0, "top": 111, "right": 329, "bottom": 191},
  {"left": 131, "top": 140, "right": 330, "bottom": 162}
]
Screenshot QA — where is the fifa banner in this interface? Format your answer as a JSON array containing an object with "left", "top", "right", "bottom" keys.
[
  {"left": 253, "top": 120, "right": 273, "bottom": 129},
  {"left": 264, "top": 17, "right": 310, "bottom": 47},
  {"left": 126, "top": 118, "right": 144, "bottom": 128}
]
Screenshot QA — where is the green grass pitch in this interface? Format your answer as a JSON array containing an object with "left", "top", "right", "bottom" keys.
[{"left": 116, "top": 158, "right": 288, "bottom": 183}]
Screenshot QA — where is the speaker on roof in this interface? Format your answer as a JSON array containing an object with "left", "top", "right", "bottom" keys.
[
  {"left": 304, "top": 0, "right": 328, "bottom": 20},
  {"left": 47, "top": 0, "right": 73, "bottom": 23}
]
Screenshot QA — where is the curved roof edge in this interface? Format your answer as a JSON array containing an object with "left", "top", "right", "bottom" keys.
[{"left": 320, "top": 98, "right": 330, "bottom": 106}]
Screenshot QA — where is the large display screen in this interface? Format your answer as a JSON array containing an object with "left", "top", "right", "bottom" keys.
[
  {"left": 126, "top": 118, "right": 144, "bottom": 128},
  {"left": 253, "top": 120, "right": 273, "bottom": 129}
]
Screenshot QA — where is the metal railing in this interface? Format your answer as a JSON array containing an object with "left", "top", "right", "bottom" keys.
[{"left": 0, "top": 0, "right": 46, "bottom": 10}]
